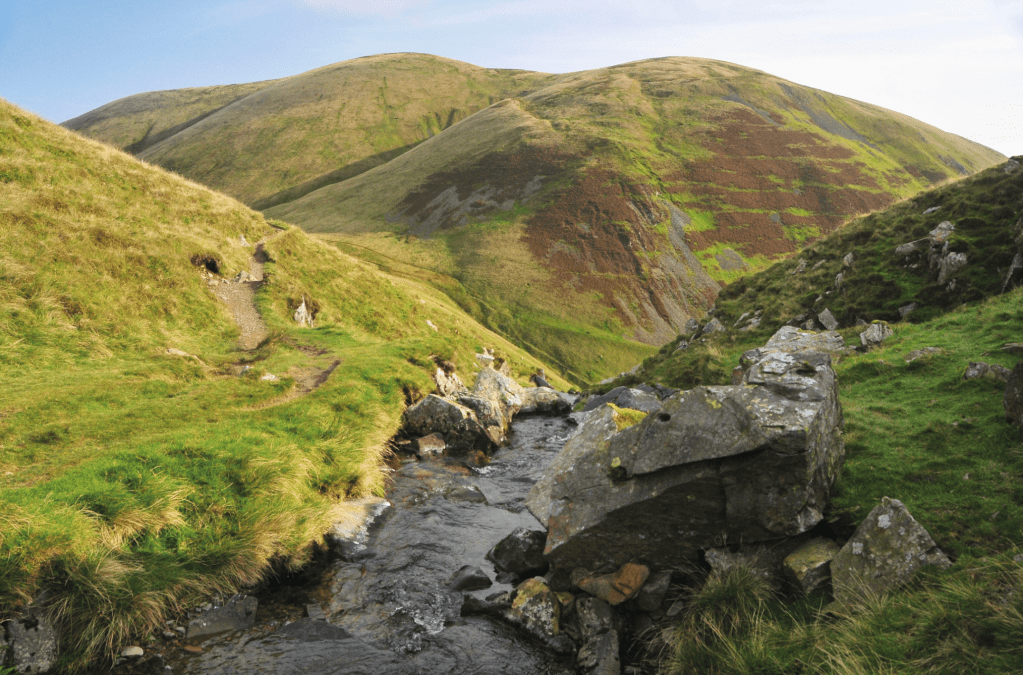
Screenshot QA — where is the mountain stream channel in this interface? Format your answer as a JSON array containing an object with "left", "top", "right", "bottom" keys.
[{"left": 142, "top": 409, "right": 638, "bottom": 675}]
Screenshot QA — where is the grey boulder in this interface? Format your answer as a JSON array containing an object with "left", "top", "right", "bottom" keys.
[
  {"left": 527, "top": 326, "right": 844, "bottom": 570},
  {"left": 187, "top": 594, "right": 258, "bottom": 638},
  {"left": 859, "top": 321, "right": 893, "bottom": 349},
  {"left": 831, "top": 497, "right": 951, "bottom": 606}
]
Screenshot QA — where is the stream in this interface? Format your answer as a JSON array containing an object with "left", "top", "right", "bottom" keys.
[{"left": 170, "top": 413, "right": 580, "bottom": 675}]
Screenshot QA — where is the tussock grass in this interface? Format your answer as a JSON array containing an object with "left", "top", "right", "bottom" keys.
[{"left": 0, "top": 97, "right": 568, "bottom": 669}]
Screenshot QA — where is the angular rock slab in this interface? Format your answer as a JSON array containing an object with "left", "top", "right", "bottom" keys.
[
  {"left": 577, "top": 630, "right": 620, "bottom": 675},
  {"left": 859, "top": 322, "right": 893, "bottom": 349},
  {"left": 527, "top": 326, "right": 844, "bottom": 571},
  {"left": 573, "top": 563, "right": 649, "bottom": 606},
  {"left": 831, "top": 497, "right": 951, "bottom": 606},
  {"left": 783, "top": 538, "right": 841, "bottom": 595},
  {"left": 405, "top": 394, "right": 492, "bottom": 450}
]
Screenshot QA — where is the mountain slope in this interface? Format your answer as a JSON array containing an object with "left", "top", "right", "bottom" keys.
[
  {"left": 67, "top": 54, "right": 1005, "bottom": 383},
  {"left": 0, "top": 96, "right": 567, "bottom": 668}
]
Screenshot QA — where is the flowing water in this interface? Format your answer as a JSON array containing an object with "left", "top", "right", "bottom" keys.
[{"left": 174, "top": 413, "right": 579, "bottom": 675}]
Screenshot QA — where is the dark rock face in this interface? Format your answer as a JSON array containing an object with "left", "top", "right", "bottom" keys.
[
  {"left": 487, "top": 528, "right": 549, "bottom": 578},
  {"left": 526, "top": 326, "right": 845, "bottom": 571},
  {"left": 448, "top": 565, "right": 493, "bottom": 592},
  {"left": 581, "top": 387, "right": 662, "bottom": 414},
  {"left": 831, "top": 497, "right": 951, "bottom": 606},
  {"left": 576, "top": 630, "right": 621, "bottom": 675},
  {"left": 1006, "top": 363, "right": 1023, "bottom": 424},
  {"left": 186, "top": 595, "right": 258, "bottom": 639}
]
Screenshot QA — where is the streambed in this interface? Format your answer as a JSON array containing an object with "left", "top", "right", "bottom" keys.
[{"left": 171, "top": 414, "right": 580, "bottom": 675}]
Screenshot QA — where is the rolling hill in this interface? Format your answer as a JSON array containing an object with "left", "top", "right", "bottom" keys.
[
  {"left": 0, "top": 95, "right": 567, "bottom": 668},
  {"left": 66, "top": 54, "right": 1006, "bottom": 384}
]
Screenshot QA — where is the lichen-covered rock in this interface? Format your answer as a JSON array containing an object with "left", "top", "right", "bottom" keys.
[
  {"left": 831, "top": 497, "right": 951, "bottom": 606},
  {"left": 938, "top": 251, "right": 968, "bottom": 285},
  {"left": 571, "top": 597, "right": 623, "bottom": 642},
  {"left": 487, "top": 528, "right": 549, "bottom": 578},
  {"left": 5, "top": 604, "right": 58, "bottom": 674},
  {"left": 859, "top": 321, "right": 893, "bottom": 349},
  {"left": 527, "top": 326, "right": 844, "bottom": 570},
  {"left": 700, "top": 317, "right": 726, "bottom": 335},
  {"left": 964, "top": 362, "right": 1012, "bottom": 382},
  {"left": 503, "top": 578, "right": 560, "bottom": 640},
  {"left": 783, "top": 538, "right": 841, "bottom": 595},
  {"left": 414, "top": 433, "right": 446, "bottom": 457}
]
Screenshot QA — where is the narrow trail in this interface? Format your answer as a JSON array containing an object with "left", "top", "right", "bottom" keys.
[{"left": 210, "top": 232, "right": 340, "bottom": 406}]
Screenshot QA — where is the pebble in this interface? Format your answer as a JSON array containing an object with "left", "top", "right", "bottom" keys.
[
  {"left": 121, "top": 646, "right": 144, "bottom": 658},
  {"left": 162, "top": 631, "right": 176, "bottom": 640}
]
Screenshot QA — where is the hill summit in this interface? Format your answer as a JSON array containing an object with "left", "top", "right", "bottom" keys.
[{"left": 67, "top": 54, "right": 1006, "bottom": 383}]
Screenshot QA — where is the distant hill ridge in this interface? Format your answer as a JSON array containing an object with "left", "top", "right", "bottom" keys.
[{"left": 67, "top": 53, "right": 1006, "bottom": 382}]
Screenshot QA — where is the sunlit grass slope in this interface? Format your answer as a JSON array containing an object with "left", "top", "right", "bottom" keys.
[
  {"left": 601, "top": 161, "right": 1023, "bottom": 673},
  {"left": 0, "top": 97, "right": 568, "bottom": 669}
]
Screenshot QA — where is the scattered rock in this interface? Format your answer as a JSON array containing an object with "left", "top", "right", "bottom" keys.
[
  {"left": 812, "top": 260, "right": 825, "bottom": 271},
  {"left": 444, "top": 485, "right": 488, "bottom": 504},
  {"left": 937, "top": 251, "right": 967, "bottom": 285},
  {"left": 573, "top": 563, "right": 649, "bottom": 606},
  {"left": 700, "top": 317, "right": 725, "bottom": 336},
  {"left": 571, "top": 597, "right": 623, "bottom": 642},
  {"left": 528, "top": 326, "right": 845, "bottom": 570},
  {"left": 904, "top": 347, "right": 943, "bottom": 362},
  {"left": 818, "top": 308, "right": 839, "bottom": 331},
  {"left": 859, "top": 321, "right": 893, "bottom": 349},
  {"left": 791, "top": 259, "right": 807, "bottom": 275},
  {"left": 674, "top": 340, "right": 689, "bottom": 352},
  {"left": 895, "top": 239, "right": 928, "bottom": 256},
  {"left": 434, "top": 367, "right": 466, "bottom": 398},
  {"left": 633, "top": 570, "right": 672, "bottom": 612},
  {"left": 580, "top": 386, "right": 661, "bottom": 414},
  {"left": 234, "top": 270, "right": 253, "bottom": 283},
  {"left": 576, "top": 630, "right": 620, "bottom": 675},
  {"left": 305, "top": 604, "right": 327, "bottom": 621},
  {"left": 1004, "top": 159, "right": 1020, "bottom": 174},
  {"left": 1002, "top": 343, "right": 1023, "bottom": 355},
  {"left": 929, "top": 221, "right": 955, "bottom": 245},
  {"left": 531, "top": 373, "right": 553, "bottom": 388},
  {"left": 831, "top": 497, "right": 951, "bottom": 606},
  {"left": 186, "top": 594, "right": 258, "bottom": 638},
  {"left": 783, "top": 538, "right": 841, "bottom": 595},
  {"left": 963, "top": 362, "right": 1011, "bottom": 382},
  {"left": 503, "top": 578, "right": 560, "bottom": 641},
  {"left": 425, "top": 320, "right": 438, "bottom": 332},
  {"left": 922, "top": 206, "right": 942, "bottom": 215},
  {"left": 1004, "top": 363, "right": 1023, "bottom": 425},
  {"left": 487, "top": 528, "right": 549, "bottom": 578},
  {"left": 414, "top": 433, "right": 446, "bottom": 457},
  {"left": 293, "top": 297, "right": 314, "bottom": 328},
  {"left": 476, "top": 353, "right": 495, "bottom": 366},
  {"left": 683, "top": 318, "right": 701, "bottom": 335},
  {"left": 260, "top": 373, "right": 278, "bottom": 381},
  {"left": 898, "top": 303, "right": 919, "bottom": 320},
  {"left": 834, "top": 272, "right": 844, "bottom": 291},
  {"left": 120, "top": 645, "right": 144, "bottom": 658},
  {"left": 165, "top": 347, "right": 201, "bottom": 362},
  {"left": 842, "top": 252, "right": 855, "bottom": 267},
  {"left": 448, "top": 565, "right": 493, "bottom": 592}
]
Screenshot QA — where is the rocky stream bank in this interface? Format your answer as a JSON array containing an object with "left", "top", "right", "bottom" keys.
[{"left": 9, "top": 327, "right": 960, "bottom": 675}]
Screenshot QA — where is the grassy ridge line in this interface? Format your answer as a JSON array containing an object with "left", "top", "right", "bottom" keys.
[{"left": 0, "top": 97, "right": 568, "bottom": 669}]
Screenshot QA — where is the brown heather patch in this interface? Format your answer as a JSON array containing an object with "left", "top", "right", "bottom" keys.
[{"left": 523, "top": 168, "right": 667, "bottom": 310}]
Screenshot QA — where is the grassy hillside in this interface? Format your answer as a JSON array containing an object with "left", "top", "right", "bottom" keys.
[
  {"left": 68, "top": 54, "right": 1006, "bottom": 385},
  {"left": 0, "top": 97, "right": 568, "bottom": 669},
  {"left": 600, "top": 158, "right": 1023, "bottom": 674}
]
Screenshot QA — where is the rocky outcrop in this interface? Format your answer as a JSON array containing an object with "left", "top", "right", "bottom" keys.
[
  {"left": 4, "top": 602, "right": 58, "bottom": 674},
  {"left": 830, "top": 497, "right": 951, "bottom": 606},
  {"left": 963, "top": 361, "right": 1011, "bottom": 382},
  {"left": 580, "top": 386, "right": 663, "bottom": 414},
  {"left": 526, "top": 326, "right": 845, "bottom": 570},
  {"left": 405, "top": 364, "right": 570, "bottom": 452},
  {"left": 894, "top": 220, "right": 968, "bottom": 288},
  {"left": 859, "top": 321, "right": 893, "bottom": 349}
]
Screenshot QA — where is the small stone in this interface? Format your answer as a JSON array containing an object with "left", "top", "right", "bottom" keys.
[
  {"left": 633, "top": 569, "right": 672, "bottom": 612},
  {"left": 783, "top": 538, "right": 841, "bottom": 595},
  {"left": 1001, "top": 343, "right": 1023, "bottom": 355},
  {"left": 414, "top": 433, "right": 446, "bottom": 457},
  {"left": 182, "top": 645, "right": 203, "bottom": 654},
  {"left": 922, "top": 206, "right": 942, "bottom": 215},
  {"left": 305, "top": 603, "right": 327, "bottom": 621},
  {"left": 162, "top": 631, "right": 176, "bottom": 640},
  {"left": 260, "top": 373, "right": 278, "bottom": 381},
  {"left": 904, "top": 347, "right": 943, "bottom": 362},
  {"left": 426, "top": 320, "right": 438, "bottom": 332},
  {"left": 574, "top": 563, "right": 649, "bottom": 606},
  {"left": 818, "top": 308, "right": 839, "bottom": 331},
  {"left": 174, "top": 626, "right": 186, "bottom": 636},
  {"left": 859, "top": 321, "right": 893, "bottom": 349},
  {"left": 121, "top": 646, "right": 144, "bottom": 658},
  {"left": 449, "top": 565, "right": 493, "bottom": 592},
  {"left": 503, "top": 577, "right": 560, "bottom": 640},
  {"left": 791, "top": 259, "right": 808, "bottom": 275},
  {"left": 898, "top": 303, "right": 919, "bottom": 319},
  {"left": 842, "top": 252, "right": 855, "bottom": 267}
]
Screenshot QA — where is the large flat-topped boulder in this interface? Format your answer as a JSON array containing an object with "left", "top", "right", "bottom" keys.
[{"left": 526, "top": 327, "right": 845, "bottom": 570}]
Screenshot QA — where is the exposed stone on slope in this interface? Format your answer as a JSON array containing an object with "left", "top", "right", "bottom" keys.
[
  {"left": 783, "top": 538, "right": 840, "bottom": 595},
  {"left": 526, "top": 326, "right": 844, "bottom": 570},
  {"left": 831, "top": 497, "right": 951, "bottom": 606},
  {"left": 859, "top": 321, "right": 893, "bottom": 349}
]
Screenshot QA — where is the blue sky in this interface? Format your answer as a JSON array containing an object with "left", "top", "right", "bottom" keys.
[{"left": 1, "top": 0, "right": 1021, "bottom": 155}]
